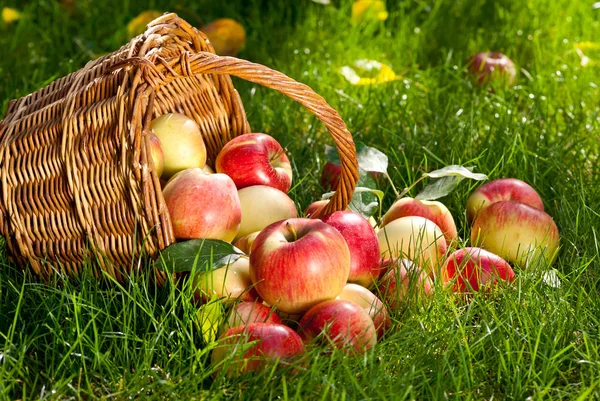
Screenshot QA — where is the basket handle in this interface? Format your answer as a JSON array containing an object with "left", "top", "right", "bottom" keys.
[{"left": 154, "top": 51, "right": 359, "bottom": 215}]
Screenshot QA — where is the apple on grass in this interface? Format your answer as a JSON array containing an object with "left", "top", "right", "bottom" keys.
[
  {"left": 236, "top": 185, "right": 297, "bottom": 240},
  {"left": 319, "top": 211, "right": 381, "bottom": 288},
  {"left": 441, "top": 247, "right": 515, "bottom": 293},
  {"left": 222, "top": 301, "right": 282, "bottom": 332},
  {"left": 163, "top": 168, "right": 241, "bottom": 242},
  {"left": 297, "top": 299, "right": 377, "bottom": 354},
  {"left": 250, "top": 218, "right": 350, "bottom": 315},
  {"left": 382, "top": 197, "right": 458, "bottom": 244},
  {"left": 216, "top": 133, "right": 293, "bottom": 193},
  {"left": 471, "top": 200, "right": 560, "bottom": 267},
  {"left": 466, "top": 178, "right": 544, "bottom": 222},
  {"left": 194, "top": 257, "right": 258, "bottom": 304},
  {"left": 336, "top": 283, "right": 391, "bottom": 339},
  {"left": 467, "top": 52, "right": 517, "bottom": 87},
  {"left": 150, "top": 113, "right": 207, "bottom": 179},
  {"left": 377, "top": 216, "right": 448, "bottom": 278},
  {"left": 211, "top": 323, "right": 304, "bottom": 377},
  {"left": 378, "top": 259, "right": 434, "bottom": 310},
  {"left": 201, "top": 18, "right": 246, "bottom": 57}
]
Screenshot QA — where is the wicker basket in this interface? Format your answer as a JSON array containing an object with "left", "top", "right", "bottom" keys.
[{"left": 0, "top": 13, "right": 359, "bottom": 281}]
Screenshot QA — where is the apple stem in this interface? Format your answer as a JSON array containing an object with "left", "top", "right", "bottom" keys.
[
  {"left": 286, "top": 222, "right": 298, "bottom": 241},
  {"left": 270, "top": 148, "right": 288, "bottom": 163}
]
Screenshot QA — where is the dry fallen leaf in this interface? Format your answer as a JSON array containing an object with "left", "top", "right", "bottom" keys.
[
  {"left": 340, "top": 59, "right": 398, "bottom": 85},
  {"left": 127, "top": 10, "right": 162, "bottom": 37},
  {"left": 351, "top": 0, "right": 388, "bottom": 25},
  {"left": 201, "top": 18, "right": 246, "bottom": 57},
  {"left": 2, "top": 7, "right": 22, "bottom": 24}
]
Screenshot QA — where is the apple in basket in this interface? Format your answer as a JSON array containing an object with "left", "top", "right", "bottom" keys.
[
  {"left": 163, "top": 168, "right": 242, "bottom": 242},
  {"left": 250, "top": 218, "right": 350, "bottom": 314},
  {"left": 216, "top": 133, "right": 293, "bottom": 193},
  {"left": 150, "top": 113, "right": 207, "bottom": 179}
]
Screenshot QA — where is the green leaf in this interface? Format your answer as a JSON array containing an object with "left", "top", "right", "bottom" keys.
[
  {"left": 155, "top": 239, "right": 244, "bottom": 274},
  {"left": 195, "top": 295, "right": 224, "bottom": 344},
  {"left": 423, "top": 165, "right": 488, "bottom": 181},
  {"left": 324, "top": 142, "right": 389, "bottom": 175},
  {"left": 415, "top": 176, "right": 463, "bottom": 201}
]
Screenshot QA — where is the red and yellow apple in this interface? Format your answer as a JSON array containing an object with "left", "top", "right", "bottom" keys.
[
  {"left": 150, "top": 113, "right": 207, "bottom": 178},
  {"left": 236, "top": 185, "right": 297, "bottom": 239},
  {"left": 194, "top": 257, "right": 258, "bottom": 303},
  {"left": 147, "top": 131, "right": 165, "bottom": 178},
  {"left": 441, "top": 247, "right": 515, "bottom": 293},
  {"left": 467, "top": 52, "right": 517, "bottom": 87},
  {"left": 466, "top": 178, "right": 544, "bottom": 222},
  {"left": 297, "top": 299, "right": 377, "bottom": 354},
  {"left": 377, "top": 216, "right": 447, "bottom": 275},
  {"left": 320, "top": 211, "right": 381, "bottom": 288},
  {"left": 336, "top": 283, "right": 391, "bottom": 338},
  {"left": 163, "top": 168, "right": 241, "bottom": 241},
  {"left": 471, "top": 200, "right": 560, "bottom": 267},
  {"left": 378, "top": 259, "right": 434, "bottom": 310},
  {"left": 250, "top": 218, "right": 350, "bottom": 314},
  {"left": 216, "top": 133, "right": 292, "bottom": 193},
  {"left": 382, "top": 197, "right": 458, "bottom": 244},
  {"left": 233, "top": 231, "right": 260, "bottom": 255},
  {"left": 222, "top": 301, "right": 282, "bottom": 332},
  {"left": 211, "top": 323, "right": 304, "bottom": 376}
]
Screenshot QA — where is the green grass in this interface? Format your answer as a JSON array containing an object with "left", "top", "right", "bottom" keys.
[{"left": 1, "top": 0, "right": 600, "bottom": 399}]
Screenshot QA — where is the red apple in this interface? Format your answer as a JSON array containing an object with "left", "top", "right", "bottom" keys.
[
  {"left": 320, "top": 162, "right": 342, "bottom": 191},
  {"left": 297, "top": 299, "right": 377, "bottom": 353},
  {"left": 320, "top": 211, "right": 381, "bottom": 288},
  {"left": 466, "top": 178, "right": 544, "bottom": 222},
  {"left": 471, "top": 200, "right": 560, "bottom": 267},
  {"left": 223, "top": 301, "right": 282, "bottom": 332},
  {"left": 211, "top": 323, "right": 304, "bottom": 376},
  {"left": 147, "top": 131, "right": 165, "bottom": 178},
  {"left": 236, "top": 185, "right": 297, "bottom": 240},
  {"left": 194, "top": 257, "right": 258, "bottom": 303},
  {"left": 150, "top": 113, "right": 207, "bottom": 178},
  {"left": 304, "top": 199, "right": 330, "bottom": 218},
  {"left": 467, "top": 52, "right": 517, "bottom": 87},
  {"left": 250, "top": 218, "right": 350, "bottom": 314},
  {"left": 336, "top": 283, "right": 391, "bottom": 338},
  {"left": 377, "top": 216, "right": 447, "bottom": 276},
  {"left": 163, "top": 168, "right": 241, "bottom": 241},
  {"left": 233, "top": 231, "right": 260, "bottom": 255},
  {"left": 442, "top": 247, "right": 515, "bottom": 293},
  {"left": 216, "top": 133, "right": 292, "bottom": 193},
  {"left": 382, "top": 197, "right": 458, "bottom": 244},
  {"left": 378, "top": 259, "right": 434, "bottom": 310}
]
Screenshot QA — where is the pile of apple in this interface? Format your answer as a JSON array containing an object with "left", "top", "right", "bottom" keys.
[{"left": 148, "top": 112, "right": 560, "bottom": 377}]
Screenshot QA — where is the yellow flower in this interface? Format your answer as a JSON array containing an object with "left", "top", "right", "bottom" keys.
[
  {"left": 351, "top": 0, "right": 388, "bottom": 25},
  {"left": 2, "top": 7, "right": 22, "bottom": 24},
  {"left": 340, "top": 59, "right": 398, "bottom": 86},
  {"left": 127, "top": 10, "right": 162, "bottom": 37}
]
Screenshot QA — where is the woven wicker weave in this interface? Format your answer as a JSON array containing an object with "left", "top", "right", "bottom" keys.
[{"left": 0, "top": 13, "right": 359, "bottom": 281}]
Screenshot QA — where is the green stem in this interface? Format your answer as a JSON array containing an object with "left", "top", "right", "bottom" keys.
[{"left": 396, "top": 174, "right": 427, "bottom": 201}]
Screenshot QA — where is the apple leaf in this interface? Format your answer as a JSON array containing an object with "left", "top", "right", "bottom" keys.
[
  {"left": 415, "top": 166, "right": 487, "bottom": 201},
  {"left": 321, "top": 185, "right": 384, "bottom": 219},
  {"left": 194, "top": 295, "right": 224, "bottom": 344},
  {"left": 423, "top": 165, "right": 488, "bottom": 181},
  {"left": 324, "top": 142, "right": 388, "bottom": 174},
  {"left": 155, "top": 239, "right": 243, "bottom": 274}
]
